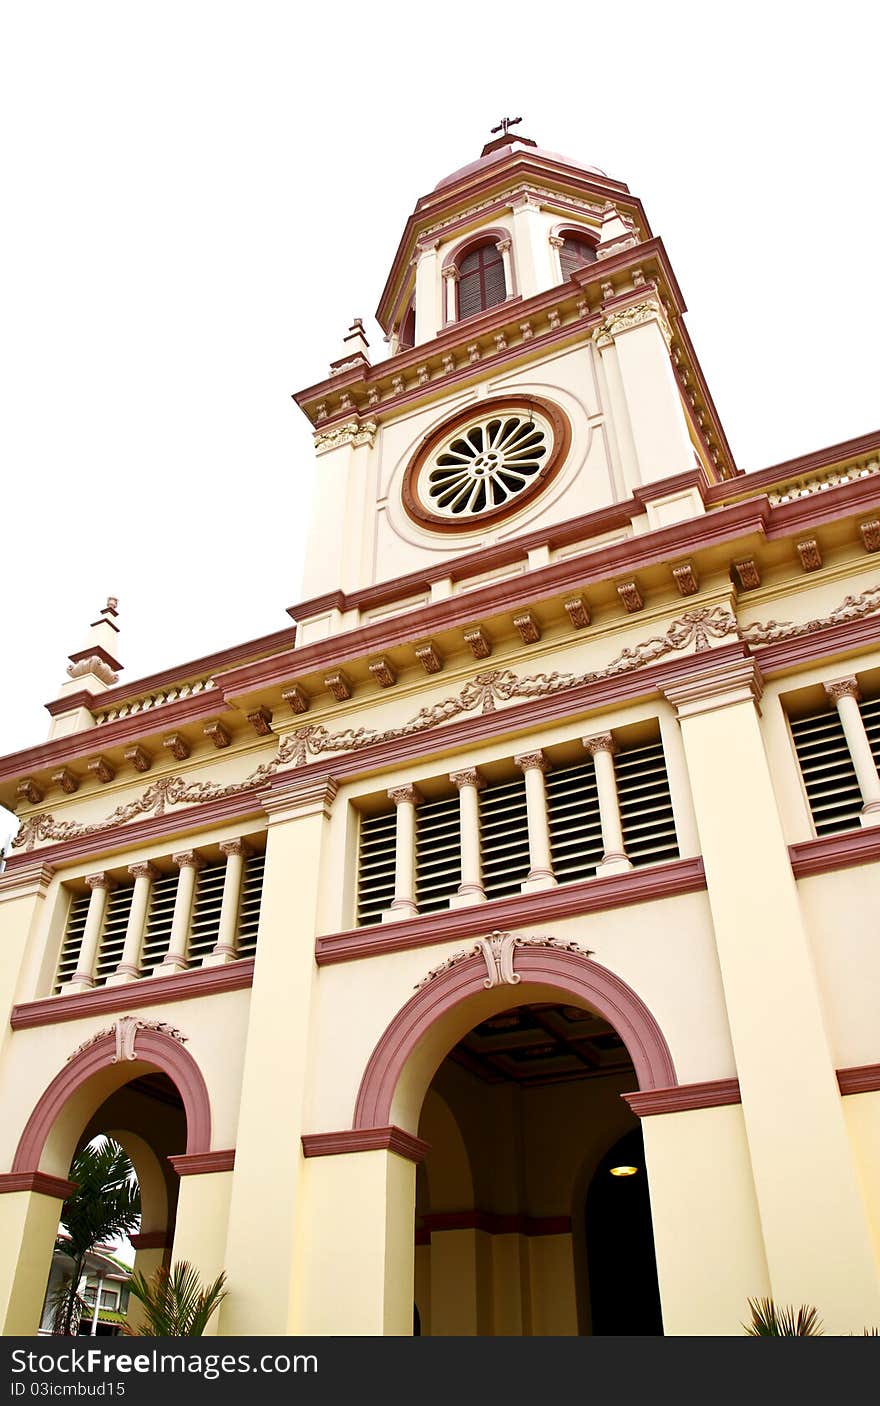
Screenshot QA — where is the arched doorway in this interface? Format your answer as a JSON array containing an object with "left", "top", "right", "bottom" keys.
[{"left": 585, "top": 1126, "right": 662, "bottom": 1335}]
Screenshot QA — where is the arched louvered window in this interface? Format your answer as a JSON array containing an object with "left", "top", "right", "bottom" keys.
[
  {"left": 456, "top": 242, "right": 507, "bottom": 320},
  {"left": 399, "top": 305, "right": 416, "bottom": 350},
  {"left": 559, "top": 234, "right": 597, "bottom": 279}
]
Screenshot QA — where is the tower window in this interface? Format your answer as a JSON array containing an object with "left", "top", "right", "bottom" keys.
[
  {"left": 456, "top": 242, "right": 507, "bottom": 320},
  {"left": 399, "top": 305, "right": 416, "bottom": 350},
  {"left": 559, "top": 234, "right": 597, "bottom": 279}
]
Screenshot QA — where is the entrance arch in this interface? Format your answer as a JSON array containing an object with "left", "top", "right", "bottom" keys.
[{"left": 354, "top": 947, "right": 677, "bottom": 1135}]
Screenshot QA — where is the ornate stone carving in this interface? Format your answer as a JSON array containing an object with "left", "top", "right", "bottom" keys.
[
  {"left": 368, "top": 658, "right": 397, "bottom": 689},
  {"left": 391, "top": 376, "right": 405, "bottom": 396},
  {"left": 767, "top": 459, "right": 880, "bottom": 506},
  {"left": 67, "top": 1016, "right": 187, "bottom": 1064},
  {"left": 16, "top": 778, "right": 43, "bottom": 806},
  {"left": 591, "top": 298, "right": 672, "bottom": 350},
  {"left": 388, "top": 784, "right": 422, "bottom": 806},
  {"left": 547, "top": 309, "right": 561, "bottom": 331},
  {"left": 124, "top": 745, "right": 152, "bottom": 773},
  {"left": 494, "top": 333, "right": 508, "bottom": 353},
  {"left": 441, "top": 355, "right": 455, "bottom": 375},
  {"left": 513, "top": 611, "right": 541, "bottom": 645},
  {"left": 67, "top": 656, "right": 118, "bottom": 686},
  {"left": 441, "top": 265, "right": 459, "bottom": 282},
  {"left": 466, "top": 344, "right": 480, "bottom": 363},
  {"left": 514, "top": 750, "right": 549, "bottom": 774},
  {"left": 313, "top": 420, "right": 378, "bottom": 455},
  {"left": 796, "top": 538, "right": 823, "bottom": 572},
  {"left": 415, "top": 932, "right": 592, "bottom": 991},
  {"left": 672, "top": 563, "right": 699, "bottom": 597},
  {"left": 52, "top": 768, "right": 79, "bottom": 795},
  {"left": 87, "top": 756, "right": 115, "bottom": 784},
  {"left": 548, "top": 234, "right": 565, "bottom": 250},
  {"left": 464, "top": 627, "right": 492, "bottom": 660},
  {"left": 173, "top": 850, "right": 203, "bottom": 871},
  {"left": 564, "top": 595, "right": 591, "bottom": 630},
  {"left": 85, "top": 872, "right": 113, "bottom": 892},
  {"left": 220, "top": 838, "right": 249, "bottom": 859},
  {"left": 416, "top": 365, "right": 429, "bottom": 386},
  {"left": 582, "top": 732, "right": 616, "bottom": 757},
  {"left": 860, "top": 520, "right": 880, "bottom": 553},
  {"left": 324, "top": 670, "right": 353, "bottom": 702},
  {"left": 519, "top": 320, "right": 533, "bottom": 340},
  {"left": 283, "top": 684, "right": 310, "bottom": 714},
  {"left": 733, "top": 558, "right": 761, "bottom": 591},
  {"left": 246, "top": 706, "right": 274, "bottom": 737},
  {"left": 823, "top": 677, "right": 861, "bottom": 706},
  {"left": 128, "top": 861, "right": 159, "bottom": 881},
  {"left": 163, "top": 733, "right": 190, "bottom": 761},
  {"left": 449, "top": 767, "right": 485, "bottom": 791},
  {"left": 617, "top": 580, "right": 644, "bottom": 613},
  {"left": 415, "top": 641, "right": 443, "bottom": 674},
  {"left": 738, "top": 583, "right": 880, "bottom": 647},
  {"left": 204, "top": 720, "right": 231, "bottom": 750}
]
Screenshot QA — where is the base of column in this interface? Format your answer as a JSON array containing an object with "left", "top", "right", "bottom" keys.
[
  {"left": 152, "top": 957, "right": 189, "bottom": 976},
  {"left": 450, "top": 885, "right": 488, "bottom": 909},
  {"left": 382, "top": 900, "right": 419, "bottom": 923},
  {"left": 596, "top": 853, "right": 634, "bottom": 877},
  {"left": 859, "top": 804, "right": 880, "bottom": 828},
  {"left": 202, "top": 948, "right": 237, "bottom": 968},
  {"left": 105, "top": 966, "right": 139, "bottom": 987},
  {"left": 65, "top": 977, "right": 95, "bottom": 994},
  {"left": 521, "top": 871, "right": 557, "bottom": 894}
]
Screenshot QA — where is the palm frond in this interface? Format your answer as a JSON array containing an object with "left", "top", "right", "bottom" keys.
[
  {"left": 744, "top": 1296, "right": 823, "bottom": 1336},
  {"left": 125, "top": 1261, "right": 227, "bottom": 1337}
]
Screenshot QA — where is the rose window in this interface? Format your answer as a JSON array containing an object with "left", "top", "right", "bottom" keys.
[{"left": 403, "top": 400, "right": 568, "bottom": 530}]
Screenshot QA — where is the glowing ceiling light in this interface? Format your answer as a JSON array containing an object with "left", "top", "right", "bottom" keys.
[{"left": 610, "top": 1165, "right": 639, "bottom": 1177}]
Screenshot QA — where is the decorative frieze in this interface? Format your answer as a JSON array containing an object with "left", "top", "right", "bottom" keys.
[
  {"left": 204, "top": 721, "right": 231, "bottom": 750},
  {"left": 313, "top": 420, "right": 378, "bottom": 456},
  {"left": 563, "top": 595, "right": 591, "bottom": 630},
  {"left": 163, "top": 734, "right": 190, "bottom": 762},
  {"left": 463, "top": 627, "right": 492, "bottom": 660},
  {"left": 124, "top": 746, "right": 152, "bottom": 773},
  {"left": 368, "top": 658, "right": 397, "bottom": 689}
]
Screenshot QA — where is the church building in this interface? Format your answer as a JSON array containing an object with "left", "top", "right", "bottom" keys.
[{"left": 1, "top": 129, "right": 879, "bottom": 1337}]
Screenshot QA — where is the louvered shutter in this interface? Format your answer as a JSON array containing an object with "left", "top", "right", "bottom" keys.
[
  {"left": 456, "top": 244, "right": 507, "bottom": 320},
  {"left": 415, "top": 794, "right": 461, "bottom": 914},
  {"left": 54, "top": 892, "right": 90, "bottom": 993},
  {"left": 93, "top": 884, "right": 135, "bottom": 985},
  {"left": 188, "top": 860, "right": 226, "bottom": 964},
  {"left": 862, "top": 695, "right": 880, "bottom": 771},
  {"left": 560, "top": 236, "right": 596, "bottom": 278},
  {"left": 237, "top": 851, "right": 265, "bottom": 959},
  {"left": 790, "top": 708, "right": 862, "bottom": 834},
  {"left": 480, "top": 775, "right": 530, "bottom": 899},
  {"left": 357, "top": 809, "right": 397, "bottom": 926},
  {"left": 546, "top": 760, "right": 604, "bottom": 882},
  {"left": 139, "top": 871, "right": 178, "bottom": 975},
  {"left": 615, "top": 740, "right": 680, "bottom": 866}
]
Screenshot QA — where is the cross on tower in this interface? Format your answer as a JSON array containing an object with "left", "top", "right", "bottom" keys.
[{"left": 490, "top": 116, "right": 522, "bottom": 137}]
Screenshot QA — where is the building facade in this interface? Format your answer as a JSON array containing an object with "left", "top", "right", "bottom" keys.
[{"left": 1, "top": 132, "right": 879, "bottom": 1337}]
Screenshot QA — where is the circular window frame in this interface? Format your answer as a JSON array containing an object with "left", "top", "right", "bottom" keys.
[{"left": 401, "top": 396, "right": 572, "bottom": 532}]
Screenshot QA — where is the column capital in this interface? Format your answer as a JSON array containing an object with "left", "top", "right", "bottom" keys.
[
  {"left": 441, "top": 264, "right": 459, "bottom": 281},
  {"left": 128, "top": 861, "right": 159, "bottom": 882},
  {"left": 172, "top": 850, "right": 204, "bottom": 872},
  {"left": 387, "top": 784, "right": 422, "bottom": 806},
  {"left": 514, "top": 750, "right": 550, "bottom": 774},
  {"left": 219, "top": 838, "right": 250, "bottom": 859},
  {"left": 495, "top": 237, "right": 512, "bottom": 253},
  {"left": 824, "top": 676, "right": 861, "bottom": 706},
  {"left": 449, "top": 768, "right": 485, "bottom": 792},
  {"left": 663, "top": 658, "right": 764, "bottom": 719},
  {"left": 582, "top": 732, "right": 616, "bottom": 758},
  {"left": 84, "top": 872, "right": 114, "bottom": 892}
]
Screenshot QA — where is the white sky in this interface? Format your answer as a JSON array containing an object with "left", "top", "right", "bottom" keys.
[{"left": 2, "top": 1, "right": 878, "bottom": 850}]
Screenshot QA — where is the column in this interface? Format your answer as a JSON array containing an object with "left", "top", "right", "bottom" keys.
[
  {"left": 67, "top": 873, "right": 113, "bottom": 992},
  {"left": 170, "top": 1169, "right": 233, "bottom": 1338},
  {"left": 126, "top": 1232, "right": 169, "bottom": 1333},
  {"left": 496, "top": 236, "right": 514, "bottom": 296},
  {"left": 449, "top": 768, "right": 487, "bottom": 908},
  {"left": 548, "top": 233, "right": 565, "bottom": 283},
  {"left": 203, "top": 839, "right": 248, "bottom": 967},
  {"left": 383, "top": 785, "right": 421, "bottom": 922},
  {"left": 414, "top": 238, "right": 442, "bottom": 344},
  {"left": 154, "top": 851, "right": 201, "bottom": 975},
  {"left": 220, "top": 776, "right": 338, "bottom": 1335},
  {"left": 442, "top": 265, "right": 459, "bottom": 325},
  {"left": 297, "top": 1147, "right": 417, "bottom": 1335},
  {"left": 582, "top": 732, "right": 633, "bottom": 876},
  {"left": 108, "top": 862, "right": 157, "bottom": 985},
  {"left": 0, "top": 1179, "right": 73, "bottom": 1334},
  {"left": 514, "top": 752, "right": 556, "bottom": 893},
  {"left": 824, "top": 677, "right": 880, "bottom": 826},
  {"left": 664, "top": 656, "right": 880, "bottom": 1333},
  {"left": 603, "top": 303, "right": 696, "bottom": 488}
]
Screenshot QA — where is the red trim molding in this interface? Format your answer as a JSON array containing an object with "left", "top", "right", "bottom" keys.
[
  {"left": 420, "top": 1211, "right": 571, "bottom": 1238},
  {"left": 129, "top": 1230, "right": 171, "bottom": 1250},
  {"left": 355, "top": 951, "right": 676, "bottom": 1132},
  {"left": 11, "top": 959, "right": 255, "bottom": 1030},
  {"left": 317, "top": 856, "right": 706, "bottom": 965},
  {"left": 790, "top": 827, "right": 880, "bottom": 879},
  {"left": 168, "top": 1149, "right": 235, "bottom": 1176},
  {"left": 0, "top": 1171, "right": 77, "bottom": 1199},
  {"left": 837, "top": 1064, "right": 880, "bottom": 1096},
  {"left": 301, "top": 1126, "right": 431, "bottom": 1164},
  {"left": 13, "top": 1029, "right": 211, "bottom": 1171},
  {"left": 623, "top": 1077, "right": 741, "bottom": 1118}
]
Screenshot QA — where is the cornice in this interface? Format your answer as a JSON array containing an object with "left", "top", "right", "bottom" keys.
[
  {"left": 0, "top": 1171, "right": 77, "bottom": 1199},
  {"left": 0, "top": 861, "right": 55, "bottom": 901},
  {"left": 705, "top": 428, "right": 880, "bottom": 507},
  {"left": 623, "top": 1078, "right": 741, "bottom": 1117},
  {"left": 10, "top": 959, "right": 255, "bottom": 1030},
  {"left": 315, "top": 855, "right": 707, "bottom": 966},
  {"left": 129, "top": 1230, "right": 171, "bottom": 1250},
  {"left": 168, "top": 1150, "right": 235, "bottom": 1176},
  {"left": 837, "top": 1064, "right": 880, "bottom": 1096},
  {"left": 789, "top": 826, "right": 880, "bottom": 879},
  {"left": 301, "top": 1126, "right": 431, "bottom": 1163}
]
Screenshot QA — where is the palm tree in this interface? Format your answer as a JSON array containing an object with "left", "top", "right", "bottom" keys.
[
  {"left": 744, "top": 1297, "right": 823, "bottom": 1336},
  {"left": 125, "top": 1261, "right": 227, "bottom": 1336},
  {"left": 56, "top": 1139, "right": 141, "bottom": 1336}
]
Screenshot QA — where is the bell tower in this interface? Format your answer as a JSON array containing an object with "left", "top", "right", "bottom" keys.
[{"left": 291, "top": 130, "right": 738, "bottom": 645}]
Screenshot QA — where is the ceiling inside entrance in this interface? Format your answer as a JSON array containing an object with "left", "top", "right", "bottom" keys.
[{"left": 447, "top": 1004, "right": 635, "bottom": 1088}]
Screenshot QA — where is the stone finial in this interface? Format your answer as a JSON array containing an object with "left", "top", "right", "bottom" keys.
[
  {"left": 330, "top": 317, "right": 371, "bottom": 374},
  {"left": 63, "top": 597, "right": 123, "bottom": 693}
]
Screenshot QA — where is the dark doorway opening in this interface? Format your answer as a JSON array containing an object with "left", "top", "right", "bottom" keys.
[{"left": 586, "top": 1126, "right": 662, "bottom": 1335}]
